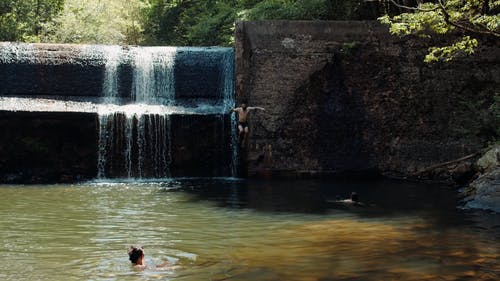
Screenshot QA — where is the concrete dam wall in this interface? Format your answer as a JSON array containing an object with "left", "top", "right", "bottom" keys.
[
  {"left": 0, "top": 43, "right": 236, "bottom": 183},
  {"left": 235, "top": 21, "right": 499, "bottom": 182}
]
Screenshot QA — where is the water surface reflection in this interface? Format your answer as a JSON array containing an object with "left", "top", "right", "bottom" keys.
[{"left": 0, "top": 179, "right": 498, "bottom": 280}]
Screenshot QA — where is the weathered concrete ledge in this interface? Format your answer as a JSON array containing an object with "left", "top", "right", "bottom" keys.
[
  {"left": 0, "top": 42, "right": 233, "bottom": 101},
  {"left": 235, "top": 20, "right": 500, "bottom": 183},
  {"left": 0, "top": 110, "right": 232, "bottom": 183}
]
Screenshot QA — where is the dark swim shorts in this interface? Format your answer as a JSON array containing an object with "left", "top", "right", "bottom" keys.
[{"left": 238, "top": 121, "right": 249, "bottom": 128}]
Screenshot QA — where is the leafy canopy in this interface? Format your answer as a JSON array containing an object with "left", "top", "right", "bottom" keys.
[
  {"left": 0, "top": 0, "right": 64, "bottom": 42},
  {"left": 379, "top": 0, "right": 500, "bottom": 62},
  {"left": 46, "top": 0, "right": 147, "bottom": 45}
]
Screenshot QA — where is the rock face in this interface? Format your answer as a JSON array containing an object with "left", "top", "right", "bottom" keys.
[
  {"left": 463, "top": 169, "right": 500, "bottom": 213},
  {"left": 235, "top": 21, "right": 500, "bottom": 181},
  {"left": 462, "top": 144, "right": 500, "bottom": 212},
  {"left": 476, "top": 145, "right": 500, "bottom": 172}
]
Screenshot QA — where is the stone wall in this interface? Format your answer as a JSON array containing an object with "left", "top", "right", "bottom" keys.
[{"left": 235, "top": 21, "right": 500, "bottom": 182}]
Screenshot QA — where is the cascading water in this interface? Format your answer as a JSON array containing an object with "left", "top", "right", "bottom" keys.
[
  {"left": 95, "top": 46, "right": 236, "bottom": 179},
  {"left": 0, "top": 42, "right": 236, "bottom": 180},
  {"left": 97, "top": 111, "right": 172, "bottom": 178},
  {"left": 131, "top": 47, "right": 176, "bottom": 104},
  {"left": 97, "top": 46, "right": 177, "bottom": 179},
  {"left": 101, "top": 46, "right": 122, "bottom": 102},
  {"left": 219, "top": 50, "right": 237, "bottom": 177}
]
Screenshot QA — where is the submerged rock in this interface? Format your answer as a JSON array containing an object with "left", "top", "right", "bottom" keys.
[
  {"left": 462, "top": 145, "right": 500, "bottom": 213},
  {"left": 462, "top": 168, "right": 500, "bottom": 213}
]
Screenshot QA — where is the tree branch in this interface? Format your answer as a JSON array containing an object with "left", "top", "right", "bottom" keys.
[
  {"left": 437, "top": 0, "right": 500, "bottom": 37},
  {"left": 411, "top": 151, "right": 481, "bottom": 176},
  {"left": 388, "top": 0, "right": 438, "bottom": 12}
]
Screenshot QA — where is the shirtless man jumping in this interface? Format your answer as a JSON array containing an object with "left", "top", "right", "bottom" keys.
[{"left": 229, "top": 103, "right": 265, "bottom": 147}]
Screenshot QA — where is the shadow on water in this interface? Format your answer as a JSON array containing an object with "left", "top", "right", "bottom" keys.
[
  {"left": 160, "top": 178, "right": 499, "bottom": 281},
  {"left": 163, "top": 178, "right": 466, "bottom": 221}
]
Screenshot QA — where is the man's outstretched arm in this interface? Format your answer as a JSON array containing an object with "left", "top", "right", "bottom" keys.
[{"left": 248, "top": 106, "right": 265, "bottom": 111}]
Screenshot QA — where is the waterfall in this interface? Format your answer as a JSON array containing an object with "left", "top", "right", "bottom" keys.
[
  {"left": 219, "top": 49, "right": 237, "bottom": 177},
  {"left": 0, "top": 43, "right": 235, "bottom": 179},
  {"left": 102, "top": 46, "right": 122, "bottom": 102},
  {"left": 97, "top": 47, "right": 176, "bottom": 179},
  {"left": 0, "top": 43, "right": 236, "bottom": 180},
  {"left": 98, "top": 112, "right": 171, "bottom": 178},
  {"left": 131, "top": 47, "right": 176, "bottom": 104},
  {"left": 92, "top": 46, "right": 235, "bottom": 179}
]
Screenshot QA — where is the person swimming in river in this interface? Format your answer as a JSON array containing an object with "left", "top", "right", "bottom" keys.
[
  {"left": 229, "top": 103, "right": 265, "bottom": 147},
  {"left": 127, "top": 245, "right": 181, "bottom": 271},
  {"left": 335, "top": 192, "right": 364, "bottom": 206},
  {"left": 128, "top": 245, "right": 146, "bottom": 269}
]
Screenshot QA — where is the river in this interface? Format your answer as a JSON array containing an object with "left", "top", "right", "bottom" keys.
[{"left": 0, "top": 178, "right": 498, "bottom": 280}]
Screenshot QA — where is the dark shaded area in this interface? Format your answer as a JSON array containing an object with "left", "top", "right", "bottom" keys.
[
  {"left": 96, "top": 113, "right": 233, "bottom": 179},
  {"left": 0, "top": 63, "right": 103, "bottom": 97},
  {"left": 116, "top": 63, "right": 133, "bottom": 100},
  {"left": 0, "top": 111, "right": 98, "bottom": 183},
  {"left": 165, "top": 178, "right": 462, "bottom": 221},
  {"left": 284, "top": 58, "right": 372, "bottom": 172},
  {"left": 236, "top": 21, "right": 499, "bottom": 183},
  {"left": 170, "top": 114, "right": 233, "bottom": 177},
  {"left": 174, "top": 49, "right": 223, "bottom": 100},
  {"left": 0, "top": 111, "right": 234, "bottom": 182}
]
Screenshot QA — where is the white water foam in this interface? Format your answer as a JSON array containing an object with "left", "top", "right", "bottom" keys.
[{"left": 131, "top": 46, "right": 176, "bottom": 104}]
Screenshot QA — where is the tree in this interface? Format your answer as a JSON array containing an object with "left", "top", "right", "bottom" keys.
[
  {"left": 45, "top": 0, "right": 147, "bottom": 45},
  {"left": 143, "top": 0, "right": 239, "bottom": 46},
  {"left": 141, "top": 0, "right": 378, "bottom": 46},
  {"left": 0, "top": 0, "right": 64, "bottom": 42},
  {"left": 379, "top": 0, "right": 500, "bottom": 62}
]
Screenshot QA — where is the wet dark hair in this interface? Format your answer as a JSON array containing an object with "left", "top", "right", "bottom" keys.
[
  {"left": 350, "top": 192, "right": 359, "bottom": 202},
  {"left": 127, "top": 245, "right": 144, "bottom": 264}
]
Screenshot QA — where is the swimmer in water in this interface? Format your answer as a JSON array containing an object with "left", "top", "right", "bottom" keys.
[
  {"left": 127, "top": 245, "right": 182, "bottom": 271},
  {"left": 128, "top": 245, "right": 146, "bottom": 269},
  {"left": 339, "top": 192, "right": 364, "bottom": 206}
]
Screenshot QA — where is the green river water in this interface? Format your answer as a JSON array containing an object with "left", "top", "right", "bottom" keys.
[{"left": 0, "top": 178, "right": 498, "bottom": 280}]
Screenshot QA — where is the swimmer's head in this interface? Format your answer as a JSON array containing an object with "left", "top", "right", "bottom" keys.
[
  {"left": 350, "top": 192, "right": 359, "bottom": 202},
  {"left": 128, "top": 245, "right": 144, "bottom": 264},
  {"left": 241, "top": 103, "right": 247, "bottom": 110}
]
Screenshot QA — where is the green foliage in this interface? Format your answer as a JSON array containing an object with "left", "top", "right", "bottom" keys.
[
  {"left": 142, "top": 0, "right": 379, "bottom": 46},
  {"left": 379, "top": 0, "right": 500, "bottom": 62},
  {"left": 239, "top": 0, "right": 330, "bottom": 20},
  {"left": 188, "top": 2, "right": 237, "bottom": 46},
  {"left": 0, "top": 0, "right": 64, "bottom": 42},
  {"left": 46, "top": 0, "right": 147, "bottom": 45},
  {"left": 425, "top": 36, "right": 478, "bottom": 62},
  {"left": 0, "top": 0, "right": 391, "bottom": 46}
]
